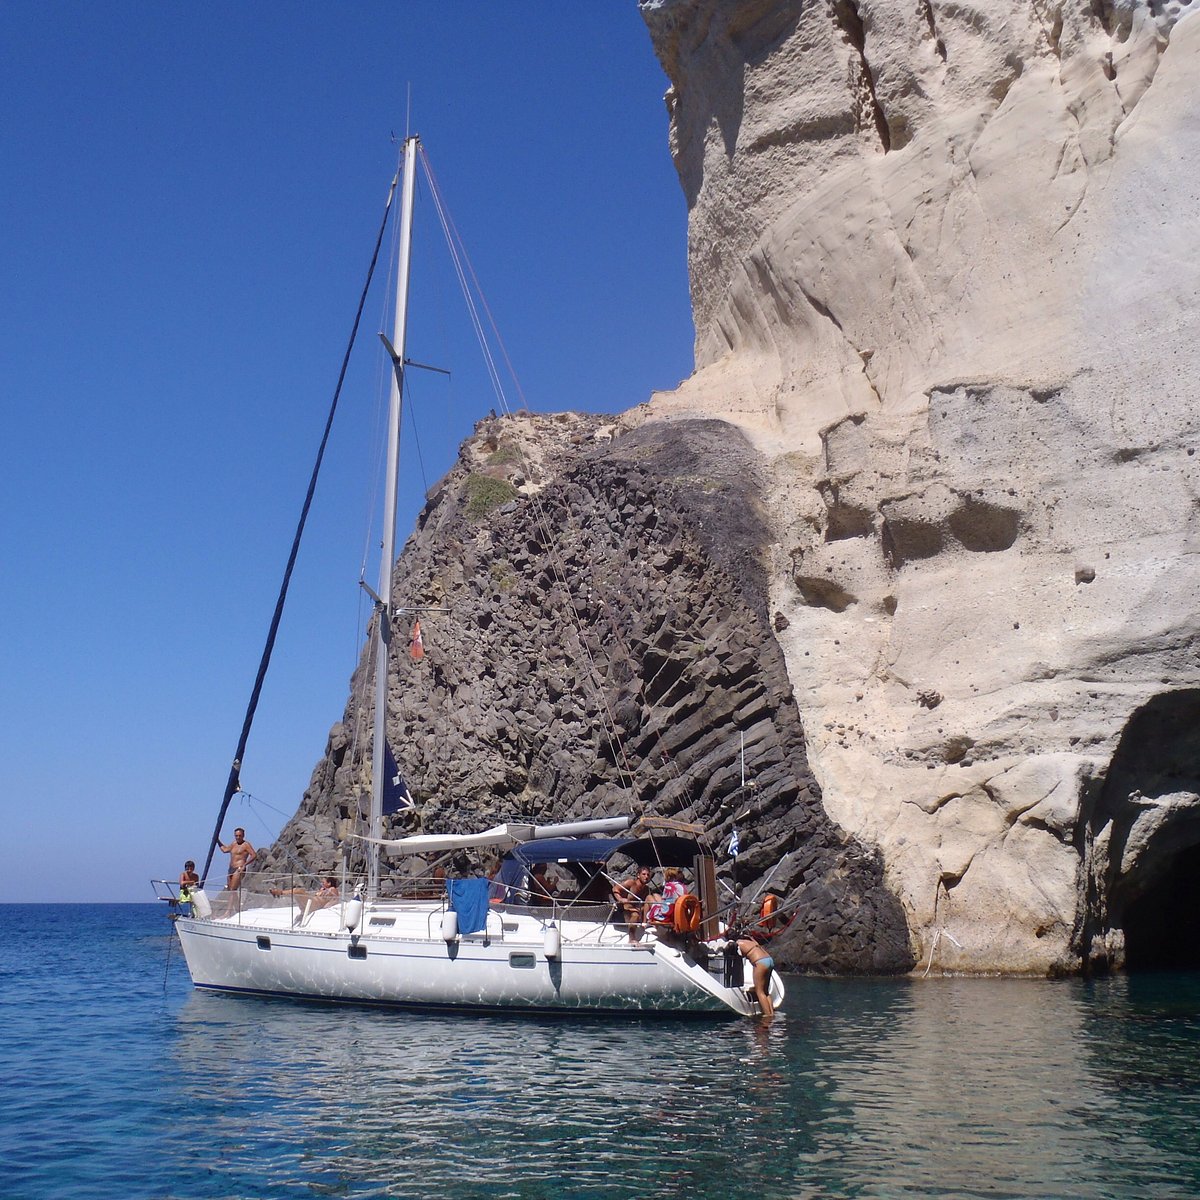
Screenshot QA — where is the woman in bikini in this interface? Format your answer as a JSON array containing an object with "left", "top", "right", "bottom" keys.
[{"left": 735, "top": 933, "right": 776, "bottom": 1019}]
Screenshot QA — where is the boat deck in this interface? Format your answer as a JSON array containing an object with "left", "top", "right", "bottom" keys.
[{"left": 202, "top": 891, "right": 668, "bottom": 950}]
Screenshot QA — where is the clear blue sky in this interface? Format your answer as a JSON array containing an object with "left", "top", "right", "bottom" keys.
[{"left": 0, "top": 4, "right": 694, "bottom": 902}]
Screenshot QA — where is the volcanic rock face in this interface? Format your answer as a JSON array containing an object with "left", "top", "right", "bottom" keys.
[
  {"left": 260, "top": 413, "right": 913, "bottom": 973},
  {"left": 636, "top": 0, "right": 1200, "bottom": 971}
]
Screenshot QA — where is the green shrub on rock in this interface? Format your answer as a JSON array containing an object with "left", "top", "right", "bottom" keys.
[{"left": 465, "top": 473, "right": 518, "bottom": 518}]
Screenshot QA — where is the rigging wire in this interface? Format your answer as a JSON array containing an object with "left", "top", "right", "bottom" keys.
[
  {"left": 229, "top": 788, "right": 336, "bottom": 886},
  {"left": 402, "top": 356, "right": 431, "bottom": 498},
  {"left": 423, "top": 147, "right": 747, "bottom": 859},
  {"left": 419, "top": 147, "right": 529, "bottom": 413},
  {"left": 418, "top": 148, "right": 644, "bottom": 807},
  {"left": 235, "top": 788, "right": 298, "bottom": 824},
  {"left": 419, "top": 150, "right": 512, "bottom": 413},
  {"left": 444, "top": 246, "right": 705, "bottom": 816},
  {"left": 200, "top": 166, "right": 402, "bottom": 887}
]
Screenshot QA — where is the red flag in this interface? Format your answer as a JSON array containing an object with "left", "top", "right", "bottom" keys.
[{"left": 409, "top": 618, "right": 425, "bottom": 660}]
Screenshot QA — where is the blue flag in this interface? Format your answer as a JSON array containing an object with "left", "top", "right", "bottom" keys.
[{"left": 382, "top": 742, "right": 415, "bottom": 816}]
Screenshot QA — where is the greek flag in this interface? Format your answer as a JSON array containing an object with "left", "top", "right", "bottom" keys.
[{"left": 728, "top": 827, "right": 740, "bottom": 859}]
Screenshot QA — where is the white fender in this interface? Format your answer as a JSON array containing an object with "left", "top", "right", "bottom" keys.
[
  {"left": 543, "top": 924, "right": 561, "bottom": 959},
  {"left": 441, "top": 910, "right": 459, "bottom": 942},
  {"left": 189, "top": 888, "right": 212, "bottom": 919},
  {"left": 342, "top": 896, "right": 364, "bottom": 932}
]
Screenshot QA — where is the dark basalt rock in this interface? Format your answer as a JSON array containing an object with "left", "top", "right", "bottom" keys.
[{"left": 257, "top": 413, "right": 914, "bottom": 974}]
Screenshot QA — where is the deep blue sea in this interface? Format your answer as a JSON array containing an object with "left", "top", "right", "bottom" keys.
[{"left": 2, "top": 904, "right": 1199, "bottom": 1199}]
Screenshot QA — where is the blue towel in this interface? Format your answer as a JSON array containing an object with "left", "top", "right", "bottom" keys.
[{"left": 447, "top": 878, "right": 491, "bottom": 935}]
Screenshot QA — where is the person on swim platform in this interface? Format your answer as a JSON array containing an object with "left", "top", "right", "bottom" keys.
[{"left": 734, "top": 932, "right": 776, "bottom": 1020}]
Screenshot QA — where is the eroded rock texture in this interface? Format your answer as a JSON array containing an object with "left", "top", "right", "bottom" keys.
[
  {"left": 259, "top": 413, "right": 913, "bottom": 973},
  {"left": 636, "top": 0, "right": 1200, "bottom": 972}
]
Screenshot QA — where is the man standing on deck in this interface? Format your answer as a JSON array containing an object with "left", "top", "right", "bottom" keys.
[{"left": 218, "top": 827, "right": 257, "bottom": 892}]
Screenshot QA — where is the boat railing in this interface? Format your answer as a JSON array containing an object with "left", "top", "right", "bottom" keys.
[
  {"left": 157, "top": 870, "right": 624, "bottom": 930},
  {"left": 377, "top": 872, "right": 452, "bottom": 901},
  {"left": 492, "top": 899, "right": 615, "bottom": 923},
  {"left": 156, "top": 873, "right": 360, "bottom": 924},
  {"left": 374, "top": 874, "right": 622, "bottom": 929},
  {"left": 151, "top": 878, "right": 191, "bottom": 914}
]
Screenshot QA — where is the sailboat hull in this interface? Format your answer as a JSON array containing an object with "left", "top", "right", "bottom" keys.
[{"left": 175, "top": 904, "right": 779, "bottom": 1017}]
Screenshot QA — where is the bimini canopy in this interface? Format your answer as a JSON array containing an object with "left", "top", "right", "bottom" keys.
[{"left": 506, "top": 835, "right": 702, "bottom": 867}]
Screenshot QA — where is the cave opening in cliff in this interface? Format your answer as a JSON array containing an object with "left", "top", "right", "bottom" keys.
[
  {"left": 1096, "top": 689, "right": 1200, "bottom": 972},
  {"left": 1123, "top": 840, "right": 1200, "bottom": 972}
]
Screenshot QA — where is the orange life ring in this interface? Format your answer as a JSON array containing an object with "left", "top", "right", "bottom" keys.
[
  {"left": 760, "top": 894, "right": 779, "bottom": 933},
  {"left": 672, "top": 893, "right": 701, "bottom": 934}
]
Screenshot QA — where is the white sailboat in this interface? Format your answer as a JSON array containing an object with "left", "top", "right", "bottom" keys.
[{"left": 169, "top": 136, "right": 784, "bottom": 1018}]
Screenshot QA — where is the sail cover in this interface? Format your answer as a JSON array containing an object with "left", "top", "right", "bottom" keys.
[
  {"left": 360, "top": 825, "right": 522, "bottom": 855},
  {"left": 356, "top": 815, "right": 632, "bottom": 857}
]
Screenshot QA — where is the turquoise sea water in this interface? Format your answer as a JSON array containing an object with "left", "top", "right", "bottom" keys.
[{"left": 2, "top": 904, "right": 1199, "bottom": 1199}]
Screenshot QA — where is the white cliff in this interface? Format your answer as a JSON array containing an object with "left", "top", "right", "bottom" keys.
[{"left": 636, "top": 0, "right": 1200, "bottom": 972}]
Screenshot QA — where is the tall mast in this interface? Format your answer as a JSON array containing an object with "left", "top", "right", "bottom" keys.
[{"left": 368, "top": 134, "right": 419, "bottom": 900}]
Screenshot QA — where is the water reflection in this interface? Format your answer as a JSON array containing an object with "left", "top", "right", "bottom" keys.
[
  {"left": 9, "top": 909, "right": 1198, "bottom": 1198},
  {"left": 804, "top": 980, "right": 1105, "bottom": 1197},
  {"left": 159, "top": 973, "right": 1200, "bottom": 1199},
  {"left": 168, "top": 995, "right": 780, "bottom": 1197}
]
